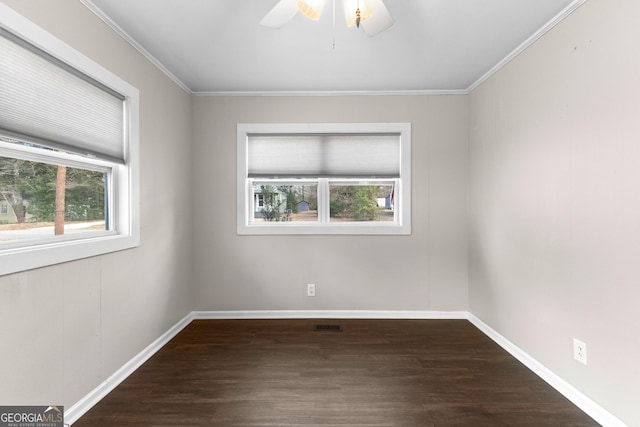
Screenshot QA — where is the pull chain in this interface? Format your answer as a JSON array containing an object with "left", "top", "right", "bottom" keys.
[{"left": 332, "top": 0, "right": 336, "bottom": 49}]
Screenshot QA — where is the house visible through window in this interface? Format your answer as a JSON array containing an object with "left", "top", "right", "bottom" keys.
[
  {"left": 0, "top": 7, "right": 139, "bottom": 275},
  {"left": 237, "top": 123, "right": 411, "bottom": 235}
]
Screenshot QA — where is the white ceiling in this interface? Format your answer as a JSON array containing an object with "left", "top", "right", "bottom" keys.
[{"left": 83, "top": 0, "right": 582, "bottom": 94}]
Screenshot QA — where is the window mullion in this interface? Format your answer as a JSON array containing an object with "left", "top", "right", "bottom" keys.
[{"left": 318, "top": 178, "right": 329, "bottom": 223}]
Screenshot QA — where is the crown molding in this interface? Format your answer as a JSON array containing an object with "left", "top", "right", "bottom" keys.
[
  {"left": 466, "top": 0, "right": 587, "bottom": 93},
  {"left": 80, "top": 0, "right": 193, "bottom": 95},
  {"left": 192, "top": 89, "right": 469, "bottom": 97}
]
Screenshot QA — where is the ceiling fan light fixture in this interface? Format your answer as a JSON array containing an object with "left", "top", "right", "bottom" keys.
[
  {"left": 296, "top": 0, "right": 327, "bottom": 21},
  {"left": 343, "top": 0, "right": 372, "bottom": 27},
  {"left": 260, "top": 0, "right": 393, "bottom": 36}
]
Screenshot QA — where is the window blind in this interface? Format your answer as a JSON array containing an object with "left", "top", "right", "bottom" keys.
[
  {"left": 0, "top": 28, "right": 125, "bottom": 163},
  {"left": 247, "top": 133, "right": 400, "bottom": 178}
]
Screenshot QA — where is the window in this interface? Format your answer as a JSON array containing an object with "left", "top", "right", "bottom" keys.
[
  {"left": 1, "top": 139, "right": 111, "bottom": 239},
  {"left": 237, "top": 123, "right": 411, "bottom": 235},
  {"left": 0, "top": 5, "right": 139, "bottom": 275}
]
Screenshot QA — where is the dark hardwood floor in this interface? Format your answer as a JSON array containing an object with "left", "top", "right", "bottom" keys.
[{"left": 74, "top": 319, "right": 599, "bottom": 426}]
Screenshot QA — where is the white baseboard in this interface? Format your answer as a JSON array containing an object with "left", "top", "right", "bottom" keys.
[
  {"left": 467, "top": 313, "right": 627, "bottom": 427},
  {"left": 64, "top": 312, "right": 195, "bottom": 425},
  {"left": 192, "top": 310, "right": 469, "bottom": 320},
  {"left": 65, "top": 310, "right": 624, "bottom": 427}
]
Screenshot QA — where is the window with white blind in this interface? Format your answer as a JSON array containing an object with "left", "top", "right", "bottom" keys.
[
  {"left": 237, "top": 123, "right": 411, "bottom": 235},
  {"left": 0, "top": 5, "right": 139, "bottom": 275}
]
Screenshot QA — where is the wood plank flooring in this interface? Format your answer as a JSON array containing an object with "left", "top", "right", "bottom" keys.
[{"left": 74, "top": 319, "right": 599, "bottom": 426}]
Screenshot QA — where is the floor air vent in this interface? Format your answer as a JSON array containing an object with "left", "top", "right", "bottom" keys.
[{"left": 313, "top": 324, "right": 343, "bottom": 332}]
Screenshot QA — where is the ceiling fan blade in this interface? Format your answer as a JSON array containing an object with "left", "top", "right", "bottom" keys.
[
  {"left": 361, "top": 0, "right": 394, "bottom": 36},
  {"left": 260, "top": 0, "right": 299, "bottom": 28}
]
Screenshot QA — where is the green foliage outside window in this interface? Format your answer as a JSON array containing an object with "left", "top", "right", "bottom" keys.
[
  {"left": 258, "top": 185, "right": 282, "bottom": 222},
  {"left": 0, "top": 157, "right": 105, "bottom": 224},
  {"left": 278, "top": 185, "right": 299, "bottom": 214},
  {"left": 330, "top": 185, "right": 381, "bottom": 221}
]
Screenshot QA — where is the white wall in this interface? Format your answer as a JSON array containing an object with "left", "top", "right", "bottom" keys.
[
  {"left": 468, "top": 0, "right": 640, "bottom": 425},
  {"left": 192, "top": 95, "right": 468, "bottom": 312},
  {"left": 0, "top": 0, "right": 193, "bottom": 409}
]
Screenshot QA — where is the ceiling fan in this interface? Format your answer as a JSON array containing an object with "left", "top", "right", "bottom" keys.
[{"left": 260, "top": 0, "right": 394, "bottom": 37}]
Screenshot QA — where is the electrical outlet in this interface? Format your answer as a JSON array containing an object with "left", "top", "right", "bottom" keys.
[
  {"left": 573, "top": 338, "right": 587, "bottom": 365},
  {"left": 307, "top": 283, "right": 316, "bottom": 297}
]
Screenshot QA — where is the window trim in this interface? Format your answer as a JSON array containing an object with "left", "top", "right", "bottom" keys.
[
  {"left": 0, "top": 4, "right": 140, "bottom": 276},
  {"left": 237, "top": 123, "right": 411, "bottom": 235}
]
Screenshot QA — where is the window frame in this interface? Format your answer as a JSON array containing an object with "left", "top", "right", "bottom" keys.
[
  {"left": 237, "top": 123, "right": 411, "bottom": 235},
  {"left": 0, "top": 4, "right": 140, "bottom": 276}
]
